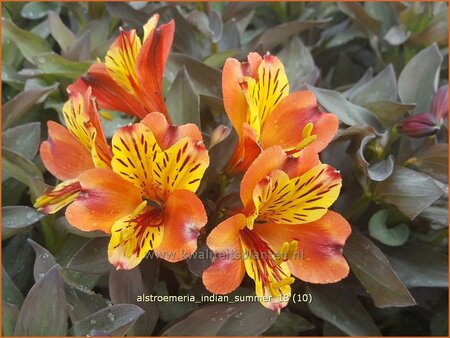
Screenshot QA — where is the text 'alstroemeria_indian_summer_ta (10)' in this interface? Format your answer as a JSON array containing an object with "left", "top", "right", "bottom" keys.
[{"left": 34, "top": 13, "right": 351, "bottom": 312}]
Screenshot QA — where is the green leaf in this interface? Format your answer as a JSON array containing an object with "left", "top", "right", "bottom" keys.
[
  {"left": 307, "top": 283, "right": 381, "bottom": 336},
  {"left": 263, "top": 312, "right": 314, "bottom": 335},
  {"left": 72, "top": 304, "right": 145, "bottom": 336},
  {"left": 2, "top": 122, "right": 41, "bottom": 160},
  {"left": 373, "top": 166, "right": 445, "bottom": 219},
  {"left": 203, "top": 48, "right": 240, "bottom": 68},
  {"left": 384, "top": 25, "right": 411, "bottom": 46},
  {"left": 65, "top": 286, "right": 110, "bottom": 322},
  {"left": 109, "top": 267, "right": 159, "bottom": 335},
  {"left": 48, "top": 10, "right": 77, "bottom": 52},
  {"left": 14, "top": 265, "right": 68, "bottom": 336},
  {"left": 307, "top": 85, "right": 383, "bottom": 130},
  {"left": 344, "top": 234, "right": 416, "bottom": 308},
  {"left": 2, "top": 302, "right": 19, "bottom": 336},
  {"left": 2, "top": 266, "right": 24, "bottom": 307},
  {"left": 161, "top": 302, "right": 277, "bottom": 336},
  {"left": 166, "top": 53, "right": 222, "bottom": 98},
  {"left": 350, "top": 64, "right": 398, "bottom": 106},
  {"left": 166, "top": 66, "right": 200, "bottom": 126},
  {"left": 383, "top": 240, "right": 448, "bottom": 288},
  {"left": 2, "top": 147, "right": 47, "bottom": 201},
  {"left": 278, "top": 36, "right": 319, "bottom": 91},
  {"left": 20, "top": 2, "right": 60, "bottom": 20},
  {"left": 254, "top": 19, "right": 330, "bottom": 50},
  {"left": 2, "top": 206, "right": 43, "bottom": 240},
  {"left": 414, "top": 143, "right": 448, "bottom": 183},
  {"left": 1, "top": 18, "right": 52, "bottom": 64},
  {"left": 364, "top": 101, "right": 415, "bottom": 128},
  {"left": 33, "top": 53, "right": 91, "bottom": 79},
  {"left": 67, "top": 237, "right": 111, "bottom": 276},
  {"left": 27, "top": 239, "right": 58, "bottom": 282},
  {"left": 398, "top": 43, "right": 443, "bottom": 114},
  {"left": 2, "top": 84, "right": 58, "bottom": 130},
  {"left": 368, "top": 210, "right": 410, "bottom": 246},
  {"left": 337, "top": 2, "right": 382, "bottom": 36}
]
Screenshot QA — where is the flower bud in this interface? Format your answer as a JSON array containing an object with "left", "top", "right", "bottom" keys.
[
  {"left": 210, "top": 125, "right": 231, "bottom": 148},
  {"left": 431, "top": 85, "right": 448, "bottom": 123},
  {"left": 397, "top": 112, "right": 439, "bottom": 138}
]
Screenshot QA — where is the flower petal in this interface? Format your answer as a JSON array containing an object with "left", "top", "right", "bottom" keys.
[
  {"left": 78, "top": 63, "right": 149, "bottom": 119},
  {"left": 34, "top": 179, "right": 81, "bottom": 214},
  {"left": 141, "top": 112, "right": 202, "bottom": 150},
  {"left": 40, "top": 121, "right": 94, "bottom": 181},
  {"left": 137, "top": 15, "right": 175, "bottom": 120},
  {"left": 63, "top": 88, "right": 112, "bottom": 168},
  {"left": 203, "top": 214, "right": 247, "bottom": 294},
  {"left": 257, "top": 164, "right": 342, "bottom": 224},
  {"left": 66, "top": 168, "right": 142, "bottom": 233},
  {"left": 108, "top": 201, "right": 164, "bottom": 270},
  {"left": 254, "top": 211, "right": 351, "bottom": 284},
  {"left": 239, "top": 55, "right": 289, "bottom": 137},
  {"left": 154, "top": 190, "right": 207, "bottom": 262},
  {"left": 111, "top": 123, "right": 160, "bottom": 200},
  {"left": 240, "top": 146, "right": 287, "bottom": 209},
  {"left": 226, "top": 123, "right": 261, "bottom": 175},
  {"left": 105, "top": 28, "right": 141, "bottom": 95},
  {"left": 259, "top": 91, "right": 338, "bottom": 154},
  {"left": 153, "top": 137, "right": 209, "bottom": 196},
  {"left": 222, "top": 53, "right": 262, "bottom": 138}
]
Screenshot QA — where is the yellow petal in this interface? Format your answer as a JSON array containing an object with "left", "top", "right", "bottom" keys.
[
  {"left": 105, "top": 29, "right": 142, "bottom": 94},
  {"left": 34, "top": 179, "right": 81, "bottom": 214},
  {"left": 153, "top": 137, "right": 209, "bottom": 196},
  {"left": 143, "top": 14, "right": 159, "bottom": 42},
  {"left": 111, "top": 123, "right": 161, "bottom": 200},
  {"left": 256, "top": 165, "right": 342, "bottom": 224},
  {"left": 108, "top": 201, "right": 164, "bottom": 270}
]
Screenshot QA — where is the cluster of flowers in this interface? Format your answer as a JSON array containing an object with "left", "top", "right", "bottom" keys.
[{"left": 35, "top": 15, "right": 351, "bottom": 311}]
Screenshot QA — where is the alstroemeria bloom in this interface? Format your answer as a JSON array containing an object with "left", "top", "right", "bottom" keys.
[
  {"left": 34, "top": 88, "right": 112, "bottom": 213},
  {"left": 223, "top": 53, "right": 338, "bottom": 174},
  {"left": 65, "top": 113, "right": 209, "bottom": 269},
  {"left": 203, "top": 147, "right": 351, "bottom": 311},
  {"left": 70, "top": 14, "right": 174, "bottom": 122}
]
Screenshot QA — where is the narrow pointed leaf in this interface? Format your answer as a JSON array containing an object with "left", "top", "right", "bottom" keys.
[
  {"left": 2, "top": 122, "right": 41, "bottom": 160},
  {"left": 2, "top": 206, "right": 43, "bottom": 240}
]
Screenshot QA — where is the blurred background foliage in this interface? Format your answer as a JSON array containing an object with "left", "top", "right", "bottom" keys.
[{"left": 1, "top": 1, "right": 448, "bottom": 336}]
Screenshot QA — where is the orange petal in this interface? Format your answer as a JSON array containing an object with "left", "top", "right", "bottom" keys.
[
  {"left": 153, "top": 137, "right": 209, "bottom": 196},
  {"left": 141, "top": 112, "right": 202, "bottom": 150},
  {"left": 136, "top": 16, "right": 174, "bottom": 121},
  {"left": 240, "top": 146, "right": 286, "bottom": 209},
  {"left": 222, "top": 53, "right": 262, "bottom": 138},
  {"left": 154, "top": 190, "right": 207, "bottom": 262},
  {"left": 111, "top": 123, "right": 160, "bottom": 200},
  {"left": 108, "top": 201, "right": 164, "bottom": 270},
  {"left": 254, "top": 211, "right": 351, "bottom": 284},
  {"left": 80, "top": 63, "right": 149, "bottom": 119},
  {"left": 40, "top": 121, "right": 94, "bottom": 181},
  {"left": 281, "top": 146, "right": 320, "bottom": 179},
  {"left": 66, "top": 168, "right": 142, "bottom": 233},
  {"left": 259, "top": 91, "right": 338, "bottom": 154},
  {"left": 203, "top": 214, "right": 247, "bottom": 294},
  {"left": 34, "top": 179, "right": 81, "bottom": 214},
  {"left": 257, "top": 164, "right": 342, "bottom": 225},
  {"left": 225, "top": 123, "right": 261, "bottom": 175}
]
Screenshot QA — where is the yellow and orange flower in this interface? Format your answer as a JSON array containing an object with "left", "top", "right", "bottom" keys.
[
  {"left": 70, "top": 14, "right": 174, "bottom": 122},
  {"left": 34, "top": 88, "right": 112, "bottom": 213},
  {"left": 65, "top": 113, "right": 209, "bottom": 269},
  {"left": 202, "top": 147, "right": 351, "bottom": 311},
  {"left": 222, "top": 53, "right": 339, "bottom": 174}
]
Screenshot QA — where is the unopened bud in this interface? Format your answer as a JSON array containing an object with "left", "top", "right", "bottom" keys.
[
  {"left": 210, "top": 125, "right": 231, "bottom": 148},
  {"left": 397, "top": 112, "right": 438, "bottom": 138}
]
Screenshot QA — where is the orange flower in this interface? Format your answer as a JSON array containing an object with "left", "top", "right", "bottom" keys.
[
  {"left": 70, "top": 14, "right": 174, "bottom": 122},
  {"left": 65, "top": 113, "right": 209, "bottom": 269},
  {"left": 34, "top": 88, "right": 112, "bottom": 213},
  {"left": 203, "top": 147, "right": 351, "bottom": 311},
  {"left": 222, "top": 53, "right": 339, "bottom": 174}
]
